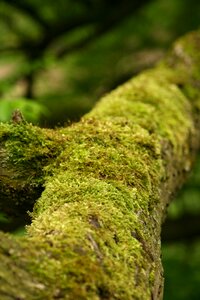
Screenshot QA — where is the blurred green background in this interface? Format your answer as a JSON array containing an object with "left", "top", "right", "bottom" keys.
[{"left": 0, "top": 0, "right": 200, "bottom": 299}]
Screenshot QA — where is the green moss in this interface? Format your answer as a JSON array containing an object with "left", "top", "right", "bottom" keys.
[
  {"left": 1, "top": 30, "right": 200, "bottom": 299},
  {"left": 28, "top": 177, "right": 154, "bottom": 299},
  {"left": 0, "top": 122, "right": 66, "bottom": 216},
  {"left": 26, "top": 64, "right": 194, "bottom": 297},
  {"left": 24, "top": 35, "right": 198, "bottom": 297},
  {"left": 86, "top": 68, "right": 193, "bottom": 151},
  {"left": 161, "top": 30, "right": 200, "bottom": 109}
]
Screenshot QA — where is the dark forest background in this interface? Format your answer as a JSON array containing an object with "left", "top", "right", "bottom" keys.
[{"left": 0, "top": 1, "right": 200, "bottom": 299}]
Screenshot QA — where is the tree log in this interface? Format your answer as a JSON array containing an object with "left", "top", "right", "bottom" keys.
[{"left": 0, "top": 30, "right": 200, "bottom": 299}]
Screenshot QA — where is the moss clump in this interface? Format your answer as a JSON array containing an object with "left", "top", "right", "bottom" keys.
[
  {"left": 0, "top": 122, "right": 66, "bottom": 216},
  {"left": 162, "top": 30, "right": 200, "bottom": 110}
]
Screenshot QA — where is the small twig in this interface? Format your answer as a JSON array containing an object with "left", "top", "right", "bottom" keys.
[{"left": 11, "top": 109, "right": 26, "bottom": 124}]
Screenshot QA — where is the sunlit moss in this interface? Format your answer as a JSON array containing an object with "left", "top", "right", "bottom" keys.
[{"left": 27, "top": 45, "right": 196, "bottom": 298}]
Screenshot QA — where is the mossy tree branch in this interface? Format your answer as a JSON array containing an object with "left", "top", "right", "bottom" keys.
[{"left": 0, "top": 30, "right": 200, "bottom": 299}]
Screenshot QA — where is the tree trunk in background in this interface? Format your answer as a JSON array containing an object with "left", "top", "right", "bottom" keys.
[{"left": 0, "top": 30, "right": 200, "bottom": 300}]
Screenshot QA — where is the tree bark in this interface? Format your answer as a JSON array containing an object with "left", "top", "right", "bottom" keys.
[{"left": 0, "top": 30, "right": 200, "bottom": 299}]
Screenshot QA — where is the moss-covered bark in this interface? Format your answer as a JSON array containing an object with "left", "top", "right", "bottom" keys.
[{"left": 0, "top": 30, "right": 200, "bottom": 299}]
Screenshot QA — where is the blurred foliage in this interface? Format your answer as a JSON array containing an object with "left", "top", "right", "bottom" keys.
[
  {"left": 0, "top": 0, "right": 200, "bottom": 299},
  {"left": 162, "top": 154, "right": 200, "bottom": 299},
  {"left": 0, "top": 98, "right": 48, "bottom": 123},
  {"left": 163, "top": 240, "right": 200, "bottom": 300},
  {"left": 0, "top": 0, "right": 200, "bottom": 126},
  {"left": 167, "top": 155, "right": 200, "bottom": 219}
]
